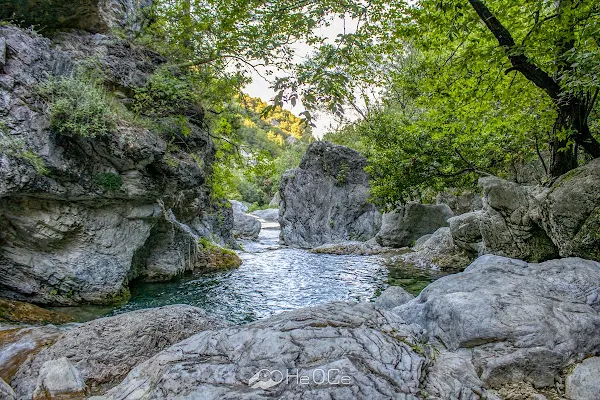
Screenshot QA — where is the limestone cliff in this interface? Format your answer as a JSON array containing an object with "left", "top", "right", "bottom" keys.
[{"left": 0, "top": 2, "right": 238, "bottom": 306}]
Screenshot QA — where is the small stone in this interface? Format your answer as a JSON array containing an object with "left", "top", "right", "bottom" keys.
[{"left": 32, "top": 357, "right": 87, "bottom": 400}]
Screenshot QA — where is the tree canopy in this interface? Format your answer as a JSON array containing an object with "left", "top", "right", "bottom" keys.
[{"left": 143, "top": 0, "right": 600, "bottom": 205}]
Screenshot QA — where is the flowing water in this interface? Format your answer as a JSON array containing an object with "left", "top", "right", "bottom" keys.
[{"left": 54, "top": 220, "right": 444, "bottom": 324}]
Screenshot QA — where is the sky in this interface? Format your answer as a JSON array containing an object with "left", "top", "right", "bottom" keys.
[{"left": 242, "top": 18, "right": 357, "bottom": 139}]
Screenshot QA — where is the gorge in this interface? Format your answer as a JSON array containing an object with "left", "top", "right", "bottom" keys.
[{"left": 2, "top": 1, "right": 600, "bottom": 399}]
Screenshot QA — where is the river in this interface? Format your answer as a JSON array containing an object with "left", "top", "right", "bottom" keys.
[{"left": 55, "top": 220, "right": 442, "bottom": 324}]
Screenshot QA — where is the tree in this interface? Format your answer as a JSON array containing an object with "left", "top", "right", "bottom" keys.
[{"left": 466, "top": 0, "right": 600, "bottom": 176}]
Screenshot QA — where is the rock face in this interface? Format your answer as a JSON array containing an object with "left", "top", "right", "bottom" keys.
[
  {"left": 477, "top": 177, "right": 558, "bottom": 262},
  {"left": 279, "top": 142, "right": 381, "bottom": 248},
  {"left": 566, "top": 357, "right": 600, "bottom": 400},
  {"left": 0, "top": 0, "right": 152, "bottom": 34},
  {"left": 397, "top": 227, "right": 474, "bottom": 272},
  {"left": 375, "top": 203, "right": 454, "bottom": 248},
  {"left": 448, "top": 160, "right": 600, "bottom": 263},
  {"left": 100, "top": 302, "right": 429, "bottom": 400},
  {"left": 11, "top": 305, "right": 224, "bottom": 397},
  {"left": 0, "top": 25, "right": 236, "bottom": 305},
  {"left": 394, "top": 255, "right": 600, "bottom": 389},
  {"left": 539, "top": 158, "right": 600, "bottom": 261}
]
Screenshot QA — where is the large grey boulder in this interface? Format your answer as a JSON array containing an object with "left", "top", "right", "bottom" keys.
[
  {"left": 251, "top": 208, "right": 279, "bottom": 221},
  {"left": 435, "top": 191, "right": 482, "bottom": 215},
  {"left": 98, "top": 302, "right": 429, "bottom": 400},
  {"left": 11, "top": 305, "right": 224, "bottom": 398},
  {"left": 566, "top": 357, "right": 600, "bottom": 400},
  {"left": 229, "top": 200, "right": 248, "bottom": 214},
  {"left": 232, "top": 212, "right": 261, "bottom": 239},
  {"left": 448, "top": 211, "right": 483, "bottom": 253},
  {"left": 539, "top": 157, "right": 600, "bottom": 261},
  {"left": 394, "top": 255, "right": 600, "bottom": 388},
  {"left": 279, "top": 142, "right": 381, "bottom": 248},
  {"left": 375, "top": 203, "right": 454, "bottom": 248},
  {"left": 373, "top": 286, "right": 414, "bottom": 310},
  {"left": 478, "top": 176, "right": 558, "bottom": 262},
  {"left": 397, "top": 227, "right": 474, "bottom": 273}
]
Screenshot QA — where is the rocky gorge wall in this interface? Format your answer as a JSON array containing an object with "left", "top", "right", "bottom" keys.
[
  {"left": 279, "top": 141, "right": 382, "bottom": 248},
  {"left": 0, "top": 3, "right": 239, "bottom": 306}
]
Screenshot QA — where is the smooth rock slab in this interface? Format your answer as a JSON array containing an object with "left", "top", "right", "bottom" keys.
[
  {"left": 394, "top": 255, "right": 600, "bottom": 388},
  {"left": 12, "top": 305, "right": 225, "bottom": 397},
  {"left": 100, "top": 302, "right": 428, "bottom": 400},
  {"left": 566, "top": 357, "right": 600, "bottom": 400}
]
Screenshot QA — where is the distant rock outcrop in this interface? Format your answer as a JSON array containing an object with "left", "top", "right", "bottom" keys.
[{"left": 279, "top": 142, "right": 381, "bottom": 248}]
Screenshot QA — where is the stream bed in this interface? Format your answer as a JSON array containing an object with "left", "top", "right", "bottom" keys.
[{"left": 55, "top": 221, "right": 444, "bottom": 324}]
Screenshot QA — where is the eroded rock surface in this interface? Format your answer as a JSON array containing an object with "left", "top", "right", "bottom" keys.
[
  {"left": 11, "top": 305, "right": 224, "bottom": 397},
  {"left": 397, "top": 227, "right": 474, "bottom": 272},
  {"left": 375, "top": 203, "right": 454, "bottom": 248},
  {"left": 566, "top": 356, "right": 600, "bottom": 400},
  {"left": 0, "top": 25, "right": 236, "bottom": 305},
  {"left": 394, "top": 255, "right": 600, "bottom": 388},
  {"left": 279, "top": 142, "right": 381, "bottom": 248},
  {"left": 99, "top": 302, "right": 429, "bottom": 400},
  {"left": 232, "top": 212, "right": 261, "bottom": 240}
]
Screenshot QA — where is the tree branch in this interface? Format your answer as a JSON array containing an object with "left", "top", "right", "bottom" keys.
[{"left": 467, "top": 0, "right": 561, "bottom": 100}]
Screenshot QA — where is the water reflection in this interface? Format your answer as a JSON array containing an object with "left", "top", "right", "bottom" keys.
[{"left": 53, "top": 223, "right": 444, "bottom": 324}]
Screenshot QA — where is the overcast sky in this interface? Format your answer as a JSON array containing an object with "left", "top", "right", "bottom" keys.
[{"left": 242, "top": 18, "right": 356, "bottom": 138}]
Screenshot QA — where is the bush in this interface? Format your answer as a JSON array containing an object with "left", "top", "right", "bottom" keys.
[
  {"left": 95, "top": 172, "right": 123, "bottom": 190},
  {"left": 38, "top": 76, "right": 117, "bottom": 138}
]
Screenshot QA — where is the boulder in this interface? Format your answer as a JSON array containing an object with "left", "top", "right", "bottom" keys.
[
  {"left": 566, "top": 357, "right": 600, "bottom": 400},
  {"left": 232, "top": 212, "right": 261, "bottom": 240},
  {"left": 310, "top": 239, "right": 402, "bottom": 255},
  {"left": 373, "top": 286, "right": 414, "bottom": 310},
  {"left": 375, "top": 203, "right": 454, "bottom": 248},
  {"left": 279, "top": 142, "right": 381, "bottom": 248},
  {"left": 448, "top": 211, "right": 483, "bottom": 254},
  {"left": 397, "top": 227, "right": 474, "bottom": 273},
  {"left": 539, "top": 157, "right": 600, "bottom": 261},
  {"left": 229, "top": 200, "right": 248, "bottom": 214},
  {"left": 251, "top": 208, "right": 279, "bottom": 221},
  {"left": 32, "top": 357, "right": 87, "bottom": 400},
  {"left": 98, "top": 302, "right": 429, "bottom": 400},
  {"left": 435, "top": 191, "right": 483, "bottom": 215},
  {"left": 268, "top": 191, "right": 281, "bottom": 207},
  {"left": 0, "top": 326, "right": 63, "bottom": 383},
  {"left": 11, "top": 305, "right": 224, "bottom": 397},
  {"left": 394, "top": 255, "right": 600, "bottom": 388},
  {"left": 478, "top": 176, "right": 558, "bottom": 262}
]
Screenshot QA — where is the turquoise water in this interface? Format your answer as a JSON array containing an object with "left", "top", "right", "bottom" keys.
[{"left": 55, "top": 224, "right": 442, "bottom": 324}]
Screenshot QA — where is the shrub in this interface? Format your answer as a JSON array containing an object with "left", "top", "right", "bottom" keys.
[
  {"left": 95, "top": 172, "right": 123, "bottom": 190},
  {"left": 38, "top": 76, "right": 117, "bottom": 138}
]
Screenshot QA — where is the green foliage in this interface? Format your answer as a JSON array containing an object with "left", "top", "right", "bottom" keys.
[
  {"left": 37, "top": 76, "right": 117, "bottom": 138},
  {"left": 95, "top": 172, "right": 123, "bottom": 190}
]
